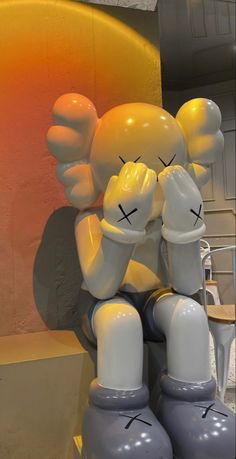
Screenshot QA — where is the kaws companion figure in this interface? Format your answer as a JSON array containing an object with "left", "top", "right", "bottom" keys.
[{"left": 47, "top": 95, "right": 235, "bottom": 459}]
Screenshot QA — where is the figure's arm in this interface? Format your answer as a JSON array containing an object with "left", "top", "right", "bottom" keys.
[
  {"left": 165, "top": 240, "right": 203, "bottom": 296},
  {"left": 161, "top": 98, "right": 224, "bottom": 294},
  {"left": 75, "top": 209, "right": 135, "bottom": 299},
  {"left": 159, "top": 166, "right": 205, "bottom": 296},
  {"left": 76, "top": 162, "right": 157, "bottom": 299}
]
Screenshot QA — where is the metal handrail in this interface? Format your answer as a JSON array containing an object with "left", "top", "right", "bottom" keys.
[{"left": 201, "top": 245, "right": 236, "bottom": 314}]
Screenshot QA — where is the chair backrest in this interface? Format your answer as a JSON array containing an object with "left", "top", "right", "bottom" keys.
[
  {"left": 200, "top": 239, "right": 212, "bottom": 280},
  {"left": 201, "top": 245, "right": 236, "bottom": 314}
]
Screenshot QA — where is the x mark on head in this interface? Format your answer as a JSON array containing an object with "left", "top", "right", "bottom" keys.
[
  {"left": 117, "top": 203, "right": 138, "bottom": 225},
  {"left": 190, "top": 204, "right": 203, "bottom": 226}
]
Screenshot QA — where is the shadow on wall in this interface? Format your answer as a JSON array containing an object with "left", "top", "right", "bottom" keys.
[
  {"left": 33, "top": 205, "right": 98, "bottom": 364},
  {"left": 33, "top": 206, "right": 82, "bottom": 330}
]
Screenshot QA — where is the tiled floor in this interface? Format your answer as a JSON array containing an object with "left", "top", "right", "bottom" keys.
[{"left": 210, "top": 333, "right": 235, "bottom": 412}]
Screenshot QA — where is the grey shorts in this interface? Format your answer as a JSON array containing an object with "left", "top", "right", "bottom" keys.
[{"left": 78, "top": 288, "right": 170, "bottom": 346}]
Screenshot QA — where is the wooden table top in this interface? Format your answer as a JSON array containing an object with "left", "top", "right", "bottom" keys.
[{"left": 207, "top": 305, "right": 236, "bottom": 324}]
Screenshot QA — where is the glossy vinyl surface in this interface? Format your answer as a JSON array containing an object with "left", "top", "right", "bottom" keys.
[
  {"left": 156, "top": 376, "right": 236, "bottom": 459},
  {"left": 90, "top": 102, "right": 187, "bottom": 192},
  {"left": 82, "top": 381, "right": 173, "bottom": 459},
  {"left": 82, "top": 405, "right": 173, "bottom": 459},
  {"left": 0, "top": 0, "right": 161, "bottom": 337}
]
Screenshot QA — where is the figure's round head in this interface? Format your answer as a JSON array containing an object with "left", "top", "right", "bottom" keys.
[
  {"left": 90, "top": 103, "right": 187, "bottom": 192},
  {"left": 48, "top": 94, "right": 223, "bottom": 216}
]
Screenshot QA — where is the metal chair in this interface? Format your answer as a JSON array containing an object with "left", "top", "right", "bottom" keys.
[{"left": 202, "top": 245, "right": 236, "bottom": 402}]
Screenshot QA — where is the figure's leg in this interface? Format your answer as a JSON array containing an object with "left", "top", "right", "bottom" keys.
[
  {"left": 145, "top": 291, "right": 235, "bottom": 459},
  {"left": 92, "top": 297, "right": 143, "bottom": 390},
  {"left": 153, "top": 292, "right": 211, "bottom": 382},
  {"left": 82, "top": 297, "right": 172, "bottom": 459}
]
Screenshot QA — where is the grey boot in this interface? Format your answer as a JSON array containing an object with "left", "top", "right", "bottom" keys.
[
  {"left": 82, "top": 379, "right": 173, "bottom": 459},
  {"left": 156, "top": 373, "right": 236, "bottom": 459}
]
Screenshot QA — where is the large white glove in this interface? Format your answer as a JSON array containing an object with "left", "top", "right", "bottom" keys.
[
  {"left": 158, "top": 165, "right": 206, "bottom": 244},
  {"left": 101, "top": 162, "right": 157, "bottom": 244}
]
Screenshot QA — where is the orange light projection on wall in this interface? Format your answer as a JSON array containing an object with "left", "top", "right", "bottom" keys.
[{"left": 0, "top": 0, "right": 161, "bottom": 336}]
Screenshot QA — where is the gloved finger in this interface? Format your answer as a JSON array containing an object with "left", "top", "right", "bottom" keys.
[
  {"left": 140, "top": 168, "right": 157, "bottom": 195},
  {"left": 163, "top": 165, "right": 202, "bottom": 201},
  {"left": 117, "top": 161, "right": 135, "bottom": 184},
  {"left": 129, "top": 162, "right": 148, "bottom": 189},
  {"left": 104, "top": 175, "right": 118, "bottom": 199},
  {"left": 171, "top": 165, "right": 201, "bottom": 194},
  {"left": 158, "top": 165, "right": 184, "bottom": 201}
]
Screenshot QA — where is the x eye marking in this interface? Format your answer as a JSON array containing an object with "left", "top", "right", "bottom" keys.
[
  {"left": 117, "top": 203, "right": 138, "bottom": 225},
  {"left": 158, "top": 153, "right": 176, "bottom": 168},
  {"left": 119, "top": 155, "right": 126, "bottom": 164},
  {"left": 119, "top": 413, "right": 152, "bottom": 430},
  {"left": 190, "top": 204, "right": 203, "bottom": 226},
  {"left": 119, "top": 155, "right": 141, "bottom": 164},
  {"left": 134, "top": 155, "right": 142, "bottom": 163}
]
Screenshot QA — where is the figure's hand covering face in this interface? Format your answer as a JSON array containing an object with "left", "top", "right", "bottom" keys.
[
  {"left": 158, "top": 165, "right": 206, "bottom": 244},
  {"left": 101, "top": 162, "right": 157, "bottom": 243},
  {"left": 47, "top": 94, "right": 223, "bottom": 219}
]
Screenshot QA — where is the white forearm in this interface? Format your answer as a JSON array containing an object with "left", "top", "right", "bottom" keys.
[
  {"left": 166, "top": 240, "right": 202, "bottom": 296},
  {"left": 83, "top": 236, "right": 134, "bottom": 299},
  {"left": 75, "top": 211, "right": 135, "bottom": 299}
]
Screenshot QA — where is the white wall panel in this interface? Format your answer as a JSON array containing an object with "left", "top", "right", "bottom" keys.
[{"left": 223, "top": 129, "right": 236, "bottom": 199}]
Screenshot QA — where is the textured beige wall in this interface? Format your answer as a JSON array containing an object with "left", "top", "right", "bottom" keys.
[{"left": 0, "top": 0, "right": 161, "bottom": 337}]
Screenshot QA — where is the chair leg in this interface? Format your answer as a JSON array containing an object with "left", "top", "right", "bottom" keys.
[{"left": 209, "top": 320, "right": 235, "bottom": 402}]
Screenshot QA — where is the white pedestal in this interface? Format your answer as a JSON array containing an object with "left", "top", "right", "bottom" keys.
[{"left": 0, "top": 331, "right": 94, "bottom": 459}]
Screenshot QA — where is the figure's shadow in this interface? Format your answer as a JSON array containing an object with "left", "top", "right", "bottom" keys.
[
  {"left": 33, "top": 206, "right": 96, "bottom": 359},
  {"left": 33, "top": 207, "right": 81, "bottom": 329}
]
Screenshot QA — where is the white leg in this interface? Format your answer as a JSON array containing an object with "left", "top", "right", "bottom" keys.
[
  {"left": 92, "top": 297, "right": 143, "bottom": 391},
  {"left": 153, "top": 293, "right": 211, "bottom": 383},
  {"left": 209, "top": 320, "right": 235, "bottom": 402}
]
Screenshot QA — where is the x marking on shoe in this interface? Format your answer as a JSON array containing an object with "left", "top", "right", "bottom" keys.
[
  {"left": 117, "top": 203, "right": 138, "bottom": 225},
  {"left": 194, "top": 403, "right": 228, "bottom": 418},
  {"left": 158, "top": 154, "right": 176, "bottom": 168},
  {"left": 190, "top": 204, "right": 203, "bottom": 226},
  {"left": 119, "top": 413, "right": 152, "bottom": 429}
]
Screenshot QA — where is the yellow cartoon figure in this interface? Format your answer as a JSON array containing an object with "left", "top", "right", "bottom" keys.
[{"left": 47, "top": 94, "right": 235, "bottom": 459}]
